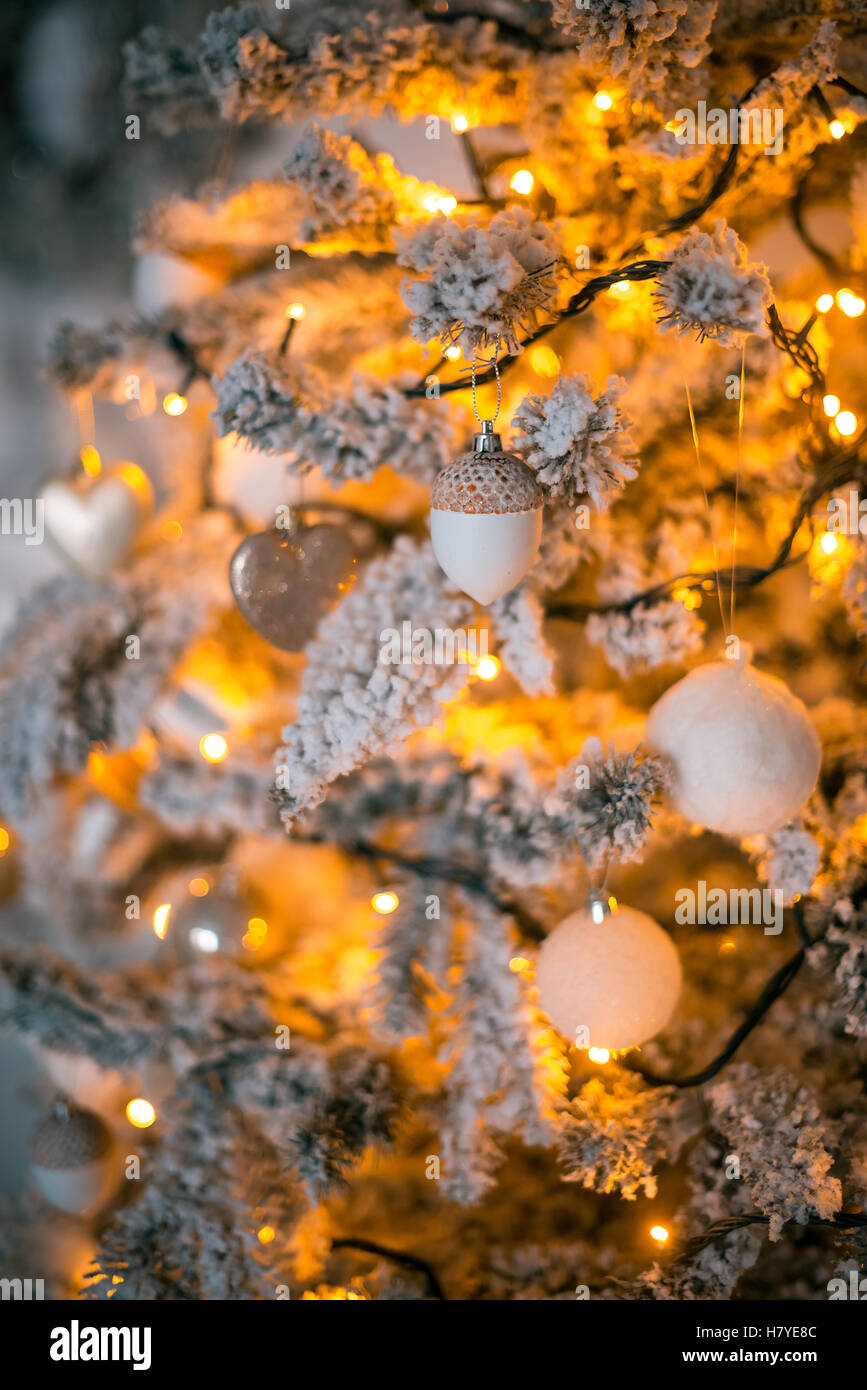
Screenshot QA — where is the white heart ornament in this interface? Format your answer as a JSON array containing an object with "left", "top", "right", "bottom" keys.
[{"left": 42, "top": 467, "right": 151, "bottom": 577}]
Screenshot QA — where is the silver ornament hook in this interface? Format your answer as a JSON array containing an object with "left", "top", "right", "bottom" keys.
[{"left": 470, "top": 336, "right": 502, "bottom": 431}]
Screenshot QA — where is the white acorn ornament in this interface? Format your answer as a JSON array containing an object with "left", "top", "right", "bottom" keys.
[
  {"left": 536, "top": 899, "right": 682, "bottom": 1052},
  {"left": 430, "top": 420, "right": 543, "bottom": 605},
  {"left": 30, "top": 1098, "right": 118, "bottom": 1216},
  {"left": 645, "top": 644, "right": 821, "bottom": 838},
  {"left": 42, "top": 463, "right": 153, "bottom": 578}
]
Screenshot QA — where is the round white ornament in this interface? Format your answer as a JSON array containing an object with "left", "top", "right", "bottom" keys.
[
  {"left": 430, "top": 423, "right": 542, "bottom": 605},
  {"left": 536, "top": 903, "right": 682, "bottom": 1051},
  {"left": 30, "top": 1099, "right": 118, "bottom": 1216},
  {"left": 645, "top": 646, "right": 821, "bottom": 837},
  {"left": 132, "top": 252, "right": 223, "bottom": 315},
  {"left": 42, "top": 464, "right": 153, "bottom": 577}
]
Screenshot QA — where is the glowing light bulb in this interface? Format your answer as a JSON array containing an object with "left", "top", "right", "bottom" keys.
[
  {"left": 837, "top": 289, "right": 866, "bottom": 317},
  {"left": 372, "top": 891, "right": 399, "bottom": 914},
  {"left": 835, "top": 410, "right": 857, "bottom": 436},
  {"left": 199, "top": 733, "right": 228, "bottom": 762},
  {"left": 153, "top": 904, "right": 172, "bottom": 939},
  {"left": 189, "top": 876, "right": 210, "bottom": 897},
  {"left": 445, "top": 345, "right": 461, "bottom": 361},
  {"left": 719, "top": 940, "right": 737, "bottom": 955},
  {"left": 509, "top": 956, "right": 530, "bottom": 973},
  {"left": 423, "top": 194, "right": 439, "bottom": 212},
  {"left": 80, "top": 445, "right": 101, "bottom": 478},
  {"left": 529, "top": 344, "right": 560, "bottom": 377},
  {"left": 829, "top": 119, "right": 846, "bottom": 139},
  {"left": 593, "top": 91, "right": 613, "bottom": 111},
  {"left": 189, "top": 927, "right": 220, "bottom": 954},
  {"left": 163, "top": 392, "right": 188, "bottom": 417},
  {"left": 286, "top": 302, "right": 305, "bottom": 320},
  {"left": 126, "top": 1098, "right": 156, "bottom": 1128},
  {"left": 257, "top": 1226, "right": 276, "bottom": 1245},
  {"left": 0, "top": 827, "right": 9, "bottom": 855},
  {"left": 476, "top": 655, "right": 500, "bottom": 680},
  {"left": 452, "top": 113, "right": 469, "bottom": 133},
  {"left": 816, "top": 293, "right": 834, "bottom": 313},
  {"left": 650, "top": 1225, "right": 669, "bottom": 1243},
  {"left": 510, "top": 169, "right": 534, "bottom": 195},
  {"left": 610, "top": 280, "right": 631, "bottom": 295},
  {"left": 588, "top": 1047, "right": 610, "bottom": 1064},
  {"left": 823, "top": 393, "right": 841, "bottom": 417},
  {"left": 436, "top": 195, "right": 458, "bottom": 214},
  {"left": 820, "top": 532, "right": 838, "bottom": 555},
  {"left": 243, "top": 917, "right": 269, "bottom": 951}
]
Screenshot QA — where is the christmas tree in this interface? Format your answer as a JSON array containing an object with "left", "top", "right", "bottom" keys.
[{"left": 1, "top": 0, "right": 866, "bottom": 1304}]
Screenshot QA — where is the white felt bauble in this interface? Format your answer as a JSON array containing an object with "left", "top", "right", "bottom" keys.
[
  {"left": 645, "top": 647, "right": 821, "bottom": 837},
  {"left": 132, "top": 253, "right": 222, "bottom": 315},
  {"left": 30, "top": 1100, "right": 118, "bottom": 1217},
  {"left": 42, "top": 465, "right": 152, "bottom": 577},
  {"left": 536, "top": 905, "right": 682, "bottom": 1051},
  {"left": 430, "top": 426, "right": 542, "bottom": 605}
]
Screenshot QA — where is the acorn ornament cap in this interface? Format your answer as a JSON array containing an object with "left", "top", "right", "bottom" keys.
[
  {"left": 536, "top": 900, "right": 682, "bottom": 1052},
  {"left": 645, "top": 643, "right": 821, "bottom": 838},
  {"left": 30, "top": 1098, "right": 118, "bottom": 1216}
]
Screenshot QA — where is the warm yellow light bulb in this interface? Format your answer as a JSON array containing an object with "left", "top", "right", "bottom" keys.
[
  {"left": 258, "top": 1225, "right": 276, "bottom": 1245},
  {"left": 199, "top": 733, "right": 228, "bottom": 762},
  {"left": 445, "top": 345, "right": 461, "bottom": 360},
  {"left": 510, "top": 169, "right": 534, "bottom": 195},
  {"left": 837, "top": 289, "right": 866, "bottom": 317},
  {"left": 588, "top": 1047, "right": 610, "bottom": 1064},
  {"left": 820, "top": 532, "right": 838, "bottom": 555},
  {"left": 436, "top": 195, "right": 458, "bottom": 214},
  {"left": 610, "top": 280, "right": 631, "bottom": 295},
  {"left": 823, "top": 393, "right": 841, "bottom": 417},
  {"left": 286, "top": 302, "right": 305, "bottom": 320},
  {"left": 650, "top": 1225, "right": 669, "bottom": 1243},
  {"left": 509, "top": 956, "right": 530, "bottom": 973},
  {"left": 189, "top": 876, "right": 210, "bottom": 897},
  {"left": 835, "top": 410, "right": 857, "bottom": 436},
  {"left": 423, "top": 194, "right": 439, "bottom": 212},
  {"left": 372, "top": 891, "right": 399, "bottom": 914},
  {"left": 816, "top": 293, "right": 834, "bottom": 313},
  {"left": 80, "top": 445, "right": 101, "bottom": 478},
  {"left": 593, "top": 91, "right": 613, "bottom": 111},
  {"left": 242, "top": 917, "right": 269, "bottom": 951},
  {"left": 0, "top": 827, "right": 9, "bottom": 855},
  {"left": 476, "top": 655, "right": 500, "bottom": 681},
  {"left": 452, "top": 113, "right": 469, "bottom": 133},
  {"left": 529, "top": 344, "right": 560, "bottom": 377},
  {"left": 153, "top": 903, "right": 172, "bottom": 939},
  {"left": 829, "top": 119, "right": 846, "bottom": 139},
  {"left": 163, "top": 392, "right": 188, "bottom": 417},
  {"left": 126, "top": 1098, "right": 156, "bottom": 1128}
]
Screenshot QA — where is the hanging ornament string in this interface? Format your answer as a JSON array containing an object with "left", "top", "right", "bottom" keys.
[
  {"left": 471, "top": 336, "right": 502, "bottom": 427},
  {"left": 684, "top": 377, "right": 728, "bottom": 639},
  {"left": 730, "top": 343, "right": 746, "bottom": 633}
]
